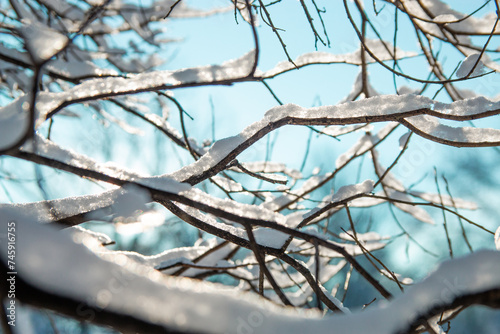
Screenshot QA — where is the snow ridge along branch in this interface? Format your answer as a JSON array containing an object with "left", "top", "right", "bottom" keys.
[{"left": 166, "top": 95, "right": 500, "bottom": 185}]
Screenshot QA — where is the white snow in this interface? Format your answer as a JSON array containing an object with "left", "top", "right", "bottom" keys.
[
  {"left": 253, "top": 228, "right": 290, "bottom": 249},
  {"left": 20, "top": 134, "right": 193, "bottom": 196},
  {"left": 266, "top": 258, "right": 348, "bottom": 312},
  {"left": 111, "top": 183, "right": 151, "bottom": 219},
  {"left": 340, "top": 71, "right": 379, "bottom": 103},
  {"left": 456, "top": 53, "right": 487, "bottom": 78},
  {"left": 387, "top": 189, "right": 435, "bottom": 224},
  {"left": 167, "top": 135, "right": 245, "bottom": 182},
  {"left": 263, "top": 173, "right": 331, "bottom": 212},
  {"left": 21, "top": 51, "right": 255, "bottom": 126},
  {"left": 332, "top": 180, "right": 374, "bottom": 202},
  {"left": 302, "top": 180, "right": 374, "bottom": 220},
  {"left": 495, "top": 227, "right": 500, "bottom": 251},
  {"left": 405, "top": 115, "right": 500, "bottom": 145},
  {"left": 212, "top": 176, "right": 244, "bottom": 192},
  {"left": 402, "top": 0, "right": 500, "bottom": 36},
  {"left": 380, "top": 269, "right": 414, "bottom": 285},
  {"left": 409, "top": 191, "right": 477, "bottom": 210},
  {"left": 2, "top": 209, "right": 500, "bottom": 334},
  {"left": 0, "top": 95, "right": 29, "bottom": 151},
  {"left": 348, "top": 195, "right": 386, "bottom": 207},
  {"left": 0, "top": 188, "right": 120, "bottom": 223},
  {"left": 262, "top": 39, "right": 417, "bottom": 78},
  {"left": 399, "top": 131, "right": 411, "bottom": 149},
  {"left": 101, "top": 241, "right": 236, "bottom": 278},
  {"left": 336, "top": 134, "right": 373, "bottom": 168},
  {"left": 46, "top": 59, "right": 118, "bottom": 79},
  {"left": 339, "top": 231, "right": 387, "bottom": 243},
  {"left": 20, "top": 20, "right": 68, "bottom": 64},
  {"left": 432, "top": 14, "right": 459, "bottom": 24},
  {"left": 178, "top": 187, "right": 287, "bottom": 226},
  {"left": 235, "top": 161, "right": 302, "bottom": 179},
  {"left": 371, "top": 149, "right": 406, "bottom": 192},
  {"left": 136, "top": 175, "right": 192, "bottom": 194},
  {"left": 321, "top": 124, "right": 371, "bottom": 137},
  {"left": 63, "top": 226, "right": 113, "bottom": 246}
]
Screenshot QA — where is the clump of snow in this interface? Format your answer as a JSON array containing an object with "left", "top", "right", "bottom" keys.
[
  {"left": 46, "top": 59, "right": 118, "bottom": 79},
  {"left": 115, "top": 210, "right": 167, "bottom": 235},
  {"left": 0, "top": 95, "right": 29, "bottom": 151},
  {"left": 409, "top": 191, "right": 477, "bottom": 210},
  {"left": 212, "top": 176, "right": 244, "bottom": 192},
  {"left": 456, "top": 54, "right": 486, "bottom": 78},
  {"left": 180, "top": 188, "right": 287, "bottom": 226},
  {"left": 387, "top": 189, "right": 435, "bottom": 224},
  {"left": 336, "top": 134, "right": 372, "bottom": 168},
  {"left": 495, "top": 227, "right": 500, "bottom": 251},
  {"left": 349, "top": 195, "right": 386, "bottom": 207},
  {"left": 380, "top": 269, "right": 414, "bottom": 285},
  {"left": 399, "top": 131, "right": 411, "bottom": 149},
  {"left": 136, "top": 175, "right": 192, "bottom": 194},
  {"left": 253, "top": 228, "right": 290, "bottom": 249},
  {"left": 332, "top": 180, "right": 374, "bottom": 202},
  {"left": 20, "top": 20, "right": 68, "bottom": 64},
  {"left": 321, "top": 124, "right": 371, "bottom": 137}
]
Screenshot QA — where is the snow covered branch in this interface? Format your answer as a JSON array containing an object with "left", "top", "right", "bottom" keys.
[
  {"left": 1, "top": 0, "right": 500, "bottom": 332},
  {"left": 1, "top": 215, "right": 499, "bottom": 334}
]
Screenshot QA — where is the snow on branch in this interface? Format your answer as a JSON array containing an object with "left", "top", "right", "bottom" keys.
[
  {"left": 165, "top": 95, "right": 500, "bottom": 185},
  {"left": 0, "top": 40, "right": 419, "bottom": 132},
  {"left": 260, "top": 39, "right": 418, "bottom": 78},
  {"left": 400, "top": 0, "right": 500, "bottom": 36},
  {"left": 2, "top": 211, "right": 499, "bottom": 334}
]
